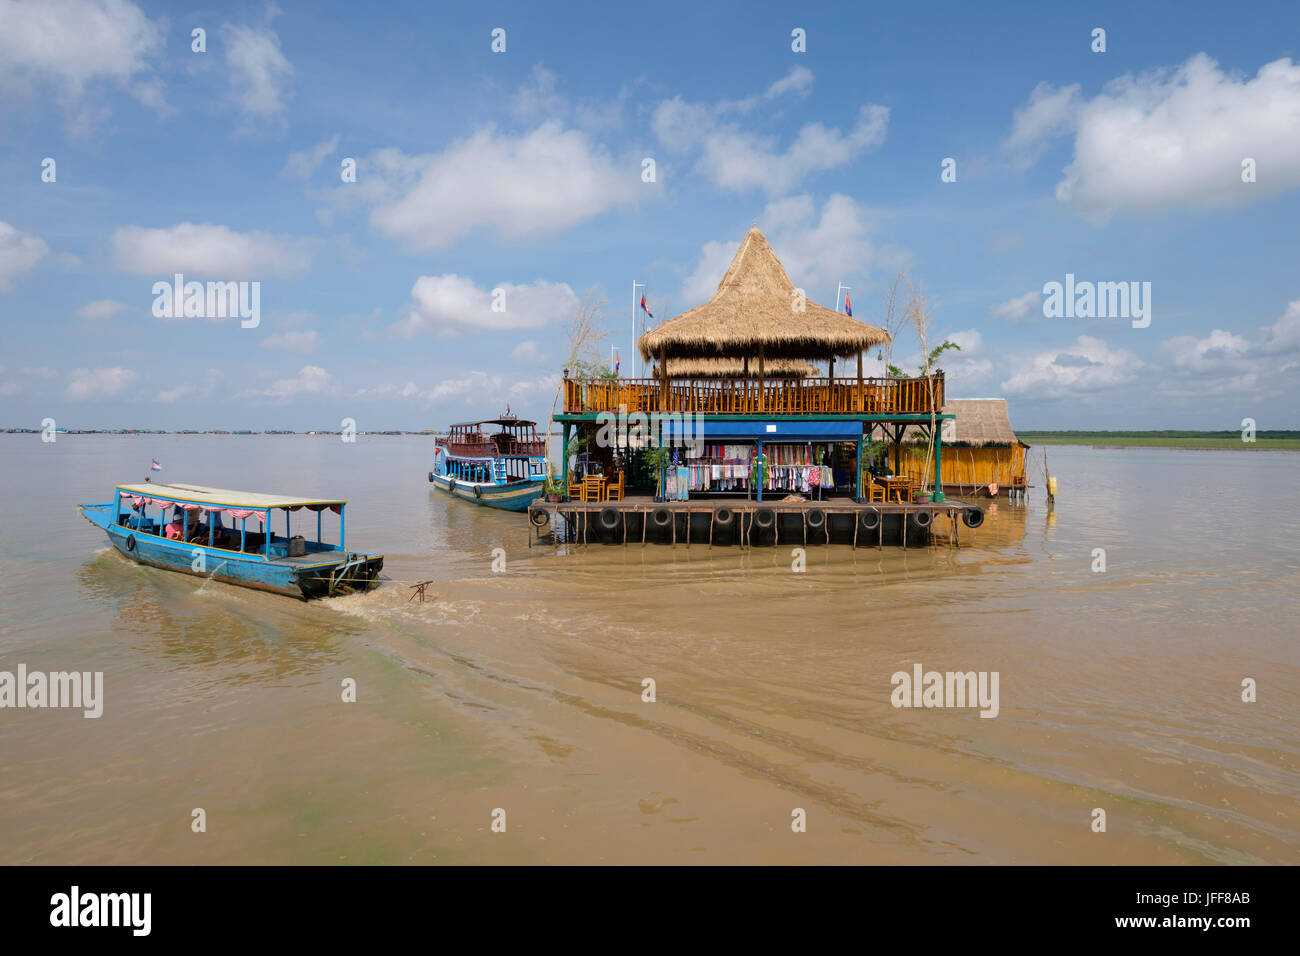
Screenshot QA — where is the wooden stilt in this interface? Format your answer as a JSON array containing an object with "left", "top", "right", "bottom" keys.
[{"left": 709, "top": 510, "right": 715, "bottom": 547}]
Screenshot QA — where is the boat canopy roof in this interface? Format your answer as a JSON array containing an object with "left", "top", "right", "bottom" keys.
[
  {"left": 449, "top": 417, "right": 537, "bottom": 428},
  {"left": 116, "top": 482, "right": 345, "bottom": 510}
]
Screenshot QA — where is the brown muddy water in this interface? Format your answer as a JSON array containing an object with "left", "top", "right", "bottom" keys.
[{"left": 0, "top": 435, "right": 1296, "bottom": 864}]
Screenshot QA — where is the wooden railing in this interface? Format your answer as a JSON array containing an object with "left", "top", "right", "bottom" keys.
[{"left": 563, "top": 374, "right": 944, "bottom": 416}]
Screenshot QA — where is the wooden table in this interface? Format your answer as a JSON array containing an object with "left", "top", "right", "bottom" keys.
[{"left": 874, "top": 475, "right": 913, "bottom": 503}]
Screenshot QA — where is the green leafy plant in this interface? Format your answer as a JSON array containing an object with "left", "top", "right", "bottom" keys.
[
  {"left": 920, "top": 340, "right": 960, "bottom": 375},
  {"left": 642, "top": 446, "right": 671, "bottom": 498}
]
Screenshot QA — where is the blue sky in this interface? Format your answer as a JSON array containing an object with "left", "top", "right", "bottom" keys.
[{"left": 1, "top": 0, "right": 1298, "bottom": 430}]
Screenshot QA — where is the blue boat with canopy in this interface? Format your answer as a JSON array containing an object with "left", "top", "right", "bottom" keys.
[
  {"left": 78, "top": 482, "right": 383, "bottom": 599},
  {"left": 429, "top": 414, "right": 548, "bottom": 511}
]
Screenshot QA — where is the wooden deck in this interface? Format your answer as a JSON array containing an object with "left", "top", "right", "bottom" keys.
[
  {"left": 562, "top": 374, "right": 944, "bottom": 416},
  {"left": 528, "top": 495, "right": 979, "bottom": 548}
]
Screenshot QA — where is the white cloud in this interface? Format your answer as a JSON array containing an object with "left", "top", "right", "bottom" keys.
[
  {"left": 356, "top": 381, "right": 423, "bottom": 400},
  {"left": 1001, "top": 81, "right": 1081, "bottom": 169},
  {"left": 155, "top": 384, "right": 196, "bottom": 403},
  {"left": 281, "top": 134, "right": 340, "bottom": 180},
  {"left": 652, "top": 70, "right": 886, "bottom": 194},
  {"left": 990, "top": 291, "right": 1040, "bottom": 321},
  {"left": 1009, "top": 55, "right": 1300, "bottom": 221},
  {"left": 356, "top": 122, "right": 637, "bottom": 250},
  {"left": 653, "top": 67, "right": 814, "bottom": 150},
  {"left": 512, "top": 64, "right": 565, "bottom": 119},
  {"left": 0, "top": 0, "right": 165, "bottom": 133},
  {"left": 697, "top": 105, "right": 889, "bottom": 195},
  {"left": 65, "top": 366, "right": 136, "bottom": 400},
  {"left": 680, "top": 239, "right": 740, "bottom": 306},
  {"left": 395, "top": 275, "right": 579, "bottom": 336},
  {"left": 1154, "top": 299, "right": 1300, "bottom": 396},
  {"left": 222, "top": 21, "right": 293, "bottom": 120},
  {"left": 1161, "top": 328, "right": 1250, "bottom": 373},
  {"left": 943, "top": 329, "right": 983, "bottom": 354},
  {"left": 356, "top": 370, "right": 559, "bottom": 405},
  {"left": 76, "top": 298, "right": 127, "bottom": 319},
  {"left": 680, "top": 194, "right": 904, "bottom": 306},
  {"left": 1259, "top": 299, "right": 1300, "bottom": 356},
  {"left": 261, "top": 329, "right": 318, "bottom": 353},
  {"left": 110, "top": 222, "right": 313, "bottom": 277},
  {"left": 1001, "top": 335, "right": 1143, "bottom": 397},
  {"left": 0, "top": 382, "right": 20, "bottom": 397},
  {"left": 509, "top": 340, "right": 544, "bottom": 364},
  {"left": 0, "top": 220, "right": 48, "bottom": 290},
  {"left": 242, "top": 365, "right": 332, "bottom": 400}
]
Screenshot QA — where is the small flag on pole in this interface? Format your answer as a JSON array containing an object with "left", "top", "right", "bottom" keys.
[
  {"left": 640, "top": 294, "right": 653, "bottom": 319},
  {"left": 844, "top": 294, "right": 852, "bottom": 317},
  {"left": 150, "top": 459, "right": 162, "bottom": 471},
  {"left": 614, "top": 351, "right": 620, "bottom": 375}
]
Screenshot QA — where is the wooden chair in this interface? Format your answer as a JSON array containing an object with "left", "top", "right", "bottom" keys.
[
  {"left": 567, "top": 478, "right": 581, "bottom": 501},
  {"left": 866, "top": 480, "right": 886, "bottom": 503},
  {"left": 606, "top": 471, "right": 625, "bottom": 501},
  {"left": 581, "top": 475, "right": 605, "bottom": 503}
]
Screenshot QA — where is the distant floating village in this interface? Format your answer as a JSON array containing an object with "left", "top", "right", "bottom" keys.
[{"left": 4, "top": 428, "right": 447, "bottom": 435}]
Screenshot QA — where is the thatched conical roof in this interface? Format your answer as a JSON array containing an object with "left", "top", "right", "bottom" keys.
[
  {"left": 902, "top": 399, "right": 1029, "bottom": 447},
  {"left": 638, "top": 226, "right": 890, "bottom": 362},
  {"left": 661, "top": 357, "right": 819, "bottom": 379}
]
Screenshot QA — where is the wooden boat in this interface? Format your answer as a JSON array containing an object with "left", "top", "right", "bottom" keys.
[
  {"left": 79, "top": 482, "right": 383, "bottom": 599},
  {"left": 429, "top": 415, "right": 548, "bottom": 511}
]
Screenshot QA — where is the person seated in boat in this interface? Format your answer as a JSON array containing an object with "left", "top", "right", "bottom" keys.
[
  {"left": 124, "top": 503, "right": 147, "bottom": 529},
  {"left": 186, "top": 512, "right": 208, "bottom": 543}
]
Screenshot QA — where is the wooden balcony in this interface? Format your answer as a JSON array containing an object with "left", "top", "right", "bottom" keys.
[{"left": 563, "top": 375, "right": 944, "bottom": 416}]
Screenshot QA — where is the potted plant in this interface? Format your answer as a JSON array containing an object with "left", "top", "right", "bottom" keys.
[{"left": 543, "top": 477, "right": 564, "bottom": 502}]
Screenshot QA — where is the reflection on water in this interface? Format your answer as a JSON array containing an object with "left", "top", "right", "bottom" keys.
[
  {"left": 76, "top": 550, "right": 355, "bottom": 689},
  {"left": 0, "top": 435, "right": 1297, "bottom": 864}
]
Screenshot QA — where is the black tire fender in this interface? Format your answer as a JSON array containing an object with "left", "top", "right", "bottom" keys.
[
  {"left": 911, "top": 508, "right": 933, "bottom": 529},
  {"left": 962, "top": 506, "right": 985, "bottom": 529},
  {"left": 125, "top": 533, "right": 137, "bottom": 552},
  {"left": 598, "top": 507, "right": 620, "bottom": 530},
  {"left": 753, "top": 508, "right": 775, "bottom": 530},
  {"left": 858, "top": 508, "right": 881, "bottom": 532},
  {"left": 447, "top": 478, "right": 456, "bottom": 494},
  {"left": 530, "top": 509, "right": 550, "bottom": 527},
  {"left": 806, "top": 508, "right": 826, "bottom": 529},
  {"left": 714, "top": 507, "right": 734, "bottom": 525},
  {"left": 652, "top": 507, "right": 673, "bottom": 527},
  {"left": 474, "top": 484, "right": 483, "bottom": 499}
]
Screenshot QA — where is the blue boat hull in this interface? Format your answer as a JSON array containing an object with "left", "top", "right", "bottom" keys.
[
  {"left": 427, "top": 473, "right": 544, "bottom": 511},
  {"left": 79, "top": 504, "right": 382, "bottom": 600}
]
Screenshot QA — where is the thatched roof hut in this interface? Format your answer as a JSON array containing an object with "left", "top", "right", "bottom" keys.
[
  {"left": 638, "top": 226, "right": 891, "bottom": 363},
  {"left": 661, "top": 357, "right": 819, "bottom": 379},
  {"left": 902, "top": 399, "right": 1029, "bottom": 447}
]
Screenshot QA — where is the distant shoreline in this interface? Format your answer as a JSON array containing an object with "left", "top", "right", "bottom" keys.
[
  {"left": 6, "top": 429, "right": 1298, "bottom": 451},
  {"left": 2, "top": 429, "right": 445, "bottom": 436},
  {"left": 1018, "top": 431, "right": 1300, "bottom": 451}
]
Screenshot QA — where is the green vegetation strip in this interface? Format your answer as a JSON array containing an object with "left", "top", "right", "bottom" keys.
[{"left": 1018, "top": 431, "right": 1300, "bottom": 451}]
